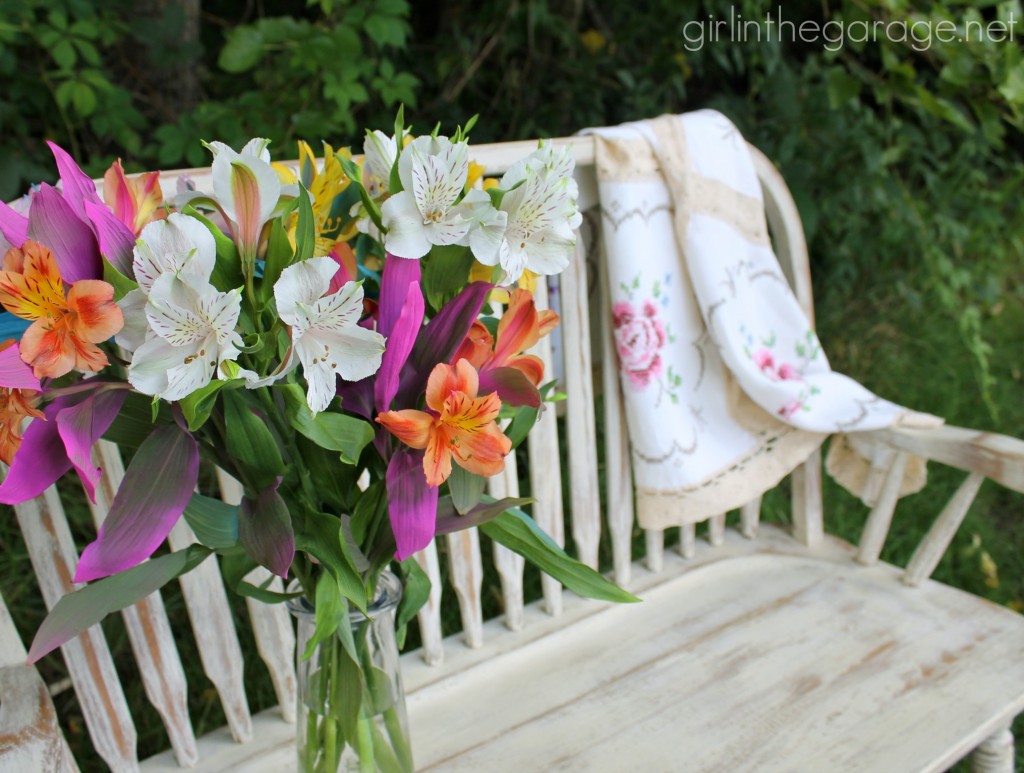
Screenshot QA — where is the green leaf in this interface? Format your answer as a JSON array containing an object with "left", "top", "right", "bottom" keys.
[
  {"left": 480, "top": 510, "right": 640, "bottom": 604},
  {"left": 826, "top": 68, "right": 861, "bottom": 109},
  {"left": 28, "top": 546, "right": 212, "bottom": 663},
  {"left": 295, "top": 511, "right": 368, "bottom": 613},
  {"left": 223, "top": 391, "right": 285, "bottom": 488},
  {"left": 448, "top": 464, "right": 486, "bottom": 514},
  {"left": 422, "top": 245, "right": 474, "bottom": 311},
  {"left": 435, "top": 495, "right": 534, "bottom": 535},
  {"left": 51, "top": 40, "right": 76, "bottom": 69},
  {"left": 178, "top": 379, "right": 230, "bottom": 431},
  {"left": 282, "top": 384, "right": 374, "bottom": 464},
  {"left": 302, "top": 571, "right": 344, "bottom": 661},
  {"left": 219, "top": 26, "right": 264, "bottom": 73},
  {"left": 295, "top": 184, "right": 316, "bottom": 262},
  {"left": 183, "top": 493, "right": 238, "bottom": 549},
  {"left": 220, "top": 552, "right": 302, "bottom": 604},
  {"left": 102, "top": 392, "right": 173, "bottom": 450},
  {"left": 239, "top": 483, "right": 295, "bottom": 578},
  {"left": 260, "top": 217, "right": 294, "bottom": 304},
  {"left": 102, "top": 257, "right": 138, "bottom": 302},
  {"left": 504, "top": 404, "right": 540, "bottom": 449},
  {"left": 396, "top": 557, "right": 430, "bottom": 649}
]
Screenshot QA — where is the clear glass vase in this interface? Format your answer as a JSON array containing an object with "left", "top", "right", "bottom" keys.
[{"left": 287, "top": 571, "right": 413, "bottom": 773}]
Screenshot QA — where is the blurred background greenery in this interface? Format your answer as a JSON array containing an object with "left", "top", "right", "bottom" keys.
[{"left": 1, "top": 0, "right": 1022, "bottom": 768}]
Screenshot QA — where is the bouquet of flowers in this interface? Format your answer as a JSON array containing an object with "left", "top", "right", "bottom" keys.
[{"left": 0, "top": 113, "right": 634, "bottom": 772}]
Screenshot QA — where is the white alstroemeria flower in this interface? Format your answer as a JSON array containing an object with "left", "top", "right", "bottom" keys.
[
  {"left": 205, "top": 138, "right": 281, "bottom": 263},
  {"left": 381, "top": 136, "right": 472, "bottom": 259},
  {"left": 116, "top": 213, "right": 218, "bottom": 353},
  {"left": 274, "top": 257, "right": 386, "bottom": 414},
  {"left": 363, "top": 130, "right": 399, "bottom": 198},
  {"left": 461, "top": 188, "right": 508, "bottom": 267},
  {"left": 128, "top": 273, "right": 245, "bottom": 401},
  {"left": 483, "top": 144, "right": 582, "bottom": 282}
]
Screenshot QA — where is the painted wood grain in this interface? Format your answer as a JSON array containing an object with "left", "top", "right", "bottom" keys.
[
  {"left": 560, "top": 234, "right": 602, "bottom": 570},
  {"left": 489, "top": 445, "right": 525, "bottom": 632},
  {"left": 413, "top": 541, "right": 445, "bottom": 666},
  {"left": 167, "top": 519, "right": 253, "bottom": 744},
  {"left": 13, "top": 487, "right": 139, "bottom": 771},
  {"left": 445, "top": 529, "right": 484, "bottom": 649},
  {"left": 791, "top": 450, "right": 824, "bottom": 547},
  {"left": 855, "top": 451, "right": 909, "bottom": 566},
  {"left": 526, "top": 278, "right": 566, "bottom": 617},
  {"left": 92, "top": 442, "right": 198, "bottom": 767}
]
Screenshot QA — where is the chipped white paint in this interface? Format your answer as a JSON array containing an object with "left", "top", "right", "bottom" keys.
[
  {"left": 560, "top": 235, "right": 602, "bottom": 570},
  {"left": 445, "top": 529, "right": 484, "bottom": 649},
  {"left": 527, "top": 278, "right": 566, "bottom": 617},
  {"left": 167, "top": 519, "right": 253, "bottom": 743},
  {"left": 413, "top": 541, "right": 445, "bottom": 665},
  {"left": 488, "top": 447, "right": 525, "bottom": 631},
  {"left": 856, "top": 451, "right": 909, "bottom": 566}
]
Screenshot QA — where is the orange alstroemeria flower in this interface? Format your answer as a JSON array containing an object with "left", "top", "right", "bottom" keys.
[
  {"left": 0, "top": 241, "right": 123, "bottom": 379},
  {"left": 454, "top": 288, "right": 559, "bottom": 387},
  {"left": 0, "top": 341, "right": 43, "bottom": 465},
  {"left": 376, "top": 359, "right": 513, "bottom": 487},
  {"left": 103, "top": 159, "right": 166, "bottom": 235}
]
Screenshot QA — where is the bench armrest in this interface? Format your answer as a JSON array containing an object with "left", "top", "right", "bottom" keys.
[{"left": 866, "top": 424, "right": 1024, "bottom": 494}]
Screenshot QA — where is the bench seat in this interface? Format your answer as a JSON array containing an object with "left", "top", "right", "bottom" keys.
[{"left": 141, "top": 524, "right": 1024, "bottom": 772}]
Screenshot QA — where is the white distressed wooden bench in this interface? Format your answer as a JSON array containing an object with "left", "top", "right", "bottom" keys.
[{"left": 3, "top": 136, "right": 1024, "bottom": 773}]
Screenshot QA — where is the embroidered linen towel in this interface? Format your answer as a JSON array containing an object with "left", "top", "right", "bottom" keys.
[{"left": 587, "top": 111, "right": 940, "bottom": 528}]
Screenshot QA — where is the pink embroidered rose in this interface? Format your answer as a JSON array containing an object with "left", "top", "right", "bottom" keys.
[
  {"left": 778, "top": 398, "right": 803, "bottom": 419},
  {"left": 612, "top": 299, "right": 666, "bottom": 388},
  {"left": 753, "top": 348, "right": 801, "bottom": 382}
]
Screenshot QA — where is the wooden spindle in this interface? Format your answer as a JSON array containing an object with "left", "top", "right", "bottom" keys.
[
  {"left": 707, "top": 514, "right": 726, "bottom": 547},
  {"left": 92, "top": 443, "right": 198, "bottom": 766},
  {"left": 446, "top": 529, "right": 484, "bottom": 648},
  {"left": 678, "top": 522, "right": 696, "bottom": 559},
  {"left": 971, "top": 726, "right": 1015, "bottom": 773},
  {"left": 903, "top": 472, "right": 985, "bottom": 587},
  {"left": 560, "top": 235, "right": 602, "bottom": 569},
  {"left": 167, "top": 520, "right": 253, "bottom": 743},
  {"left": 413, "top": 541, "right": 444, "bottom": 665},
  {"left": 489, "top": 448, "right": 525, "bottom": 631},
  {"left": 740, "top": 496, "right": 761, "bottom": 539},
  {"left": 792, "top": 449, "right": 824, "bottom": 547},
  {"left": 14, "top": 487, "right": 139, "bottom": 771},
  {"left": 527, "top": 278, "right": 565, "bottom": 617},
  {"left": 599, "top": 249, "right": 635, "bottom": 586},
  {"left": 855, "top": 452, "right": 909, "bottom": 566},
  {"left": 645, "top": 529, "right": 664, "bottom": 573}
]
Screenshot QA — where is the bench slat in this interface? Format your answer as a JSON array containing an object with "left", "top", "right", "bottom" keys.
[
  {"left": 14, "top": 487, "right": 140, "bottom": 771},
  {"left": 560, "top": 234, "right": 601, "bottom": 569},
  {"left": 526, "top": 278, "right": 565, "bottom": 616},
  {"left": 445, "top": 529, "right": 484, "bottom": 648},
  {"left": 413, "top": 541, "right": 445, "bottom": 665},
  {"left": 489, "top": 449, "right": 525, "bottom": 631}
]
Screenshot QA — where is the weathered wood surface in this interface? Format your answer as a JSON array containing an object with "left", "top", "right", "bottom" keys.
[
  {"left": 488, "top": 447, "right": 525, "bottom": 631},
  {"left": 407, "top": 534, "right": 1024, "bottom": 773},
  {"left": 445, "top": 529, "right": 484, "bottom": 649}
]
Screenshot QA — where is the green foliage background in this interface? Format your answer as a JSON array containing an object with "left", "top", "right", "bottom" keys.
[{"left": 1, "top": 0, "right": 1023, "bottom": 768}]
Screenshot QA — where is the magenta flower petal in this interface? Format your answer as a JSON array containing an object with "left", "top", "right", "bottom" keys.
[
  {"left": 0, "top": 343, "right": 40, "bottom": 390},
  {"left": 478, "top": 366, "right": 541, "bottom": 408},
  {"left": 374, "top": 280, "right": 424, "bottom": 412},
  {"left": 387, "top": 447, "right": 439, "bottom": 561},
  {"left": 56, "top": 389, "right": 128, "bottom": 504},
  {"left": 83, "top": 199, "right": 136, "bottom": 276},
  {"left": 27, "top": 184, "right": 102, "bottom": 283},
  {"left": 46, "top": 141, "right": 103, "bottom": 220},
  {"left": 239, "top": 478, "right": 295, "bottom": 578},
  {"left": 0, "top": 398, "right": 73, "bottom": 504},
  {"left": 74, "top": 424, "right": 200, "bottom": 583},
  {"left": 377, "top": 254, "right": 421, "bottom": 339},
  {"left": 0, "top": 200, "right": 28, "bottom": 249}
]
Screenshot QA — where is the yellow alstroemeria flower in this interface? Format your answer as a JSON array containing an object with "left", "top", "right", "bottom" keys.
[
  {"left": 469, "top": 260, "right": 538, "bottom": 303},
  {"left": 282, "top": 141, "right": 357, "bottom": 256}
]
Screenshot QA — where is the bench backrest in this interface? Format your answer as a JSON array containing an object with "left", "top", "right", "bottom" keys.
[{"left": 3, "top": 136, "right": 825, "bottom": 770}]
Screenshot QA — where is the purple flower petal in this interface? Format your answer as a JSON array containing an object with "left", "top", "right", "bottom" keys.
[
  {"left": 0, "top": 398, "right": 74, "bottom": 504},
  {"left": 336, "top": 375, "right": 374, "bottom": 419},
  {"left": 74, "top": 424, "right": 200, "bottom": 582},
  {"left": 0, "top": 200, "right": 28, "bottom": 249},
  {"left": 0, "top": 343, "right": 40, "bottom": 390},
  {"left": 374, "top": 279, "right": 424, "bottom": 412},
  {"left": 479, "top": 366, "right": 541, "bottom": 408},
  {"left": 27, "top": 184, "right": 102, "bottom": 283},
  {"left": 396, "top": 281, "right": 491, "bottom": 408},
  {"left": 377, "top": 254, "right": 421, "bottom": 339},
  {"left": 239, "top": 477, "right": 295, "bottom": 578},
  {"left": 56, "top": 388, "right": 128, "bottom": 504},
  {"left": 46, "top": 141, "right": 102, "bottom": 220},
  {"left": 83, "top": 199, "right": 136, "bottom": 276},
  {"left": 387, "top": 447, "right": 439, "bottom": 561}
]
